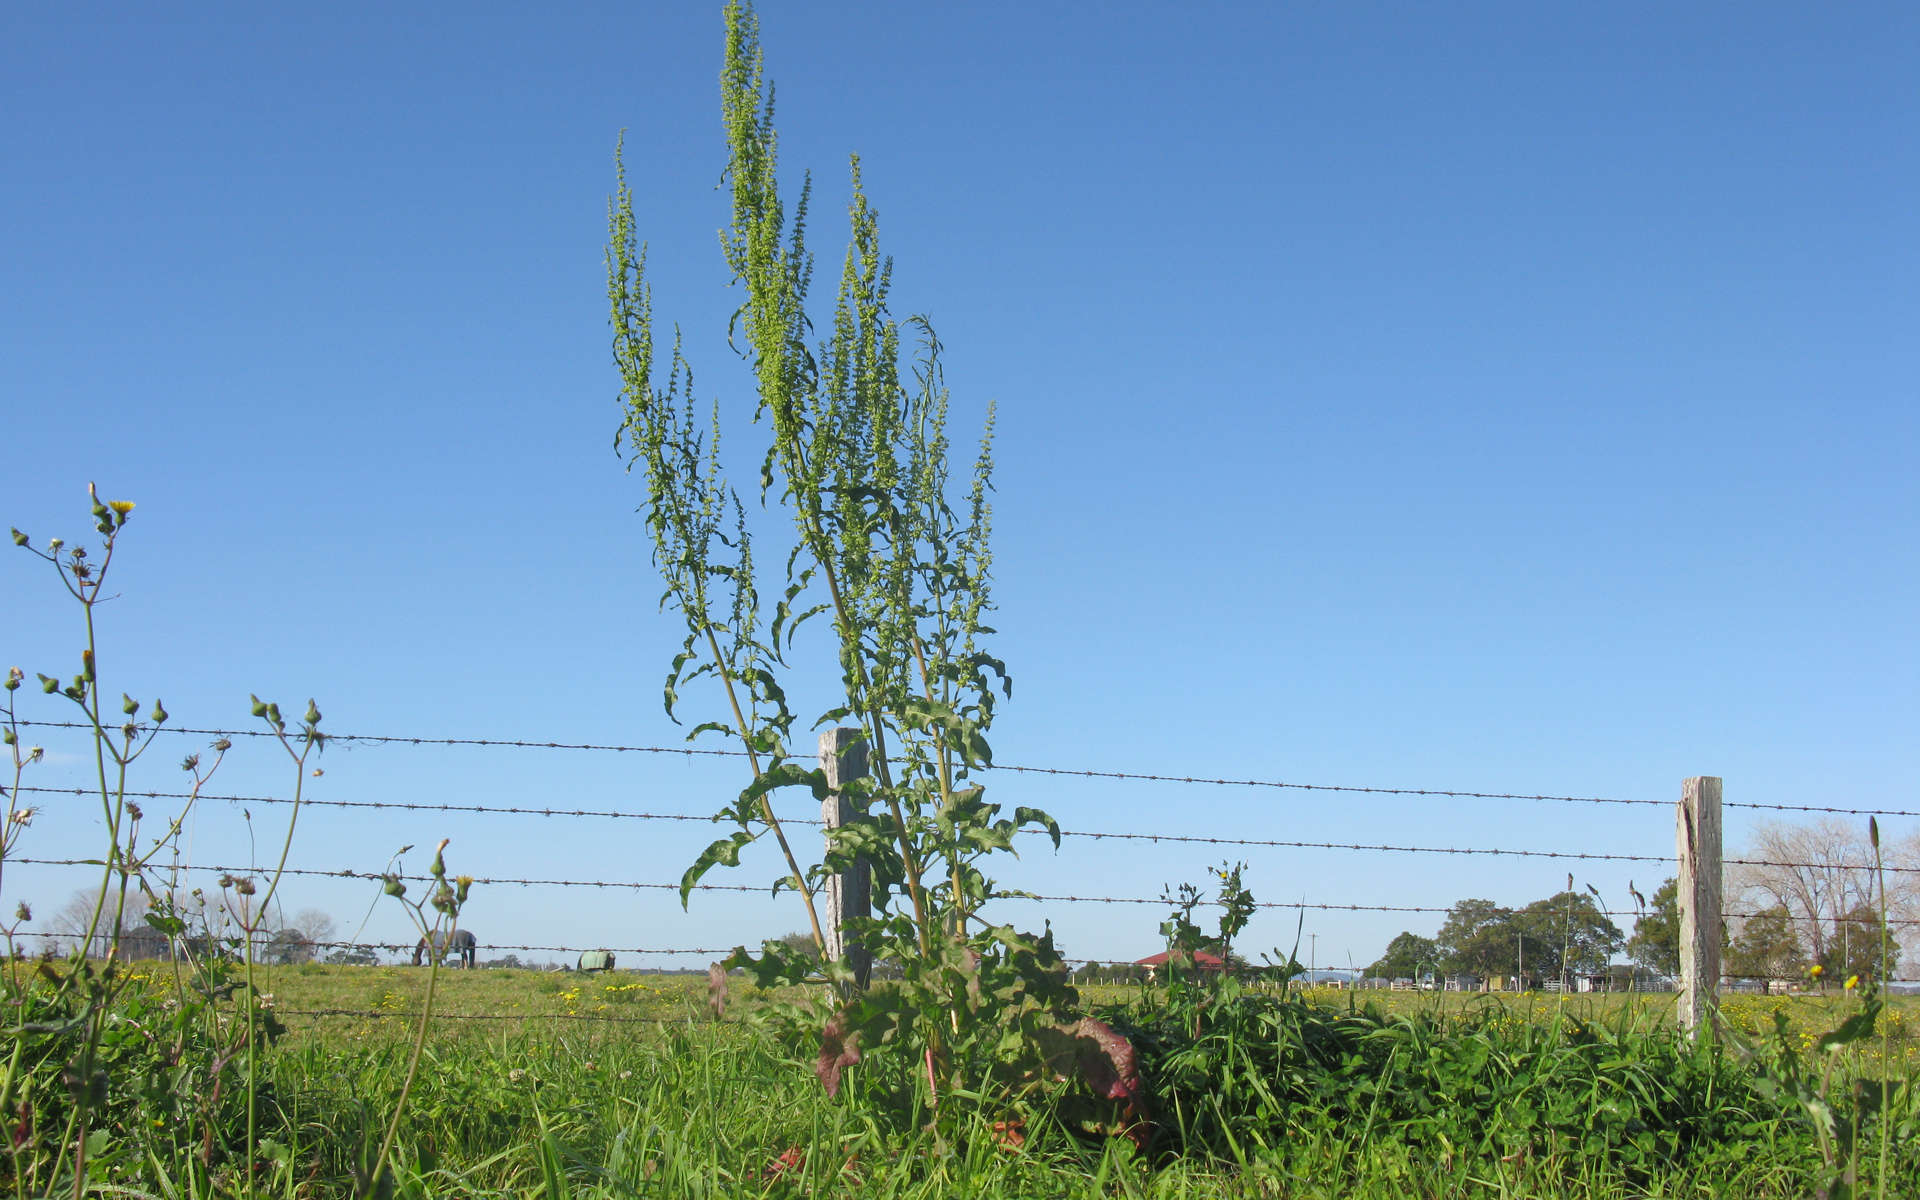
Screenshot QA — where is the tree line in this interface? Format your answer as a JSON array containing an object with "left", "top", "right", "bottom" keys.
[{"left": 1369, "top": 818, "right": 1914, "bottom": 986}]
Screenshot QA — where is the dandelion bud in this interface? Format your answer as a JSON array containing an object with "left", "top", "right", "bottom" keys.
[
  {"left": 27, "top": 748, "right": 42, "bottom": 764},
  {"left": 1, "top": 729, "right": 12, "bottom": 745},
  {"left": 150, "top": 700, "right": 167, "bottom": 724},
  {"left": 14, "top": 902, "right": 30, "bottom": 922},
  {"left": 126, "top": 802, "right": 142, "bottom": 821},
  {"left": 1870, "top": 817, "right": 1880, "bottom": 850},
  {"left": 80, "top": 651, "right": 94, "bottom": 683},
  {"left": 122, "top": 694, "right": 138, "bottom": 716},
  {"left": 266, "top": 703, "right": 281, "bottom": 727},
  {"left": 9, "top": 529, "right": 25, "bottom": 547},
  {"left": 211, "top": 738, "right": 231, "bottom": 753},
  {"left": 382, "top": 875, "right": 406, "bottom": 898},
  {"left": 5, "top": 667, "right": 20, "bottom": 691},
  {"left": 303, "top": 700, "right": 321, "bottom": 726},
  {"left": 455, "top": 875, "right": 473, "bottom": 905},
  {"left": 38, "top": 675, "right": 56, "bottom": 694},
  {"left": 250, "top": 695, "right": 267, "bottom": 718},
  {"left": 181, "top": 754, "right": 200, "bottom": 772},
  {"left": 233, "top": 877, "right": 256, "bottom": 896}
]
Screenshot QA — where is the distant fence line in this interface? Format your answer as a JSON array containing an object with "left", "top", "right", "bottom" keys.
[
  {"left": 13, "top": 725, "right": 1916, "bottom": 1031},
  {"left": 14, "top": 859, "right": 1919, "bottom": 931}
]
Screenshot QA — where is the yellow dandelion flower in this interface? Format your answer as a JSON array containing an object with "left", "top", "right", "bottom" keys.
[
  {"left": 1846, "top": 974, "right": 1860, "bottom": 991},
  {"left": 1810, "top": 964, "right": 1823, "bottom": 978},
  {"left": 107, "top": 500, "right": 135, "bottom": 516}
]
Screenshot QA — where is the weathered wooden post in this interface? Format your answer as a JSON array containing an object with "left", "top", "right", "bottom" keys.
[
  {"left": 1677, "top": 776, "right": 1723, "bottom": 1036},
  {"left": 820, "top": 727, "right": 871, "bottom": 989}
]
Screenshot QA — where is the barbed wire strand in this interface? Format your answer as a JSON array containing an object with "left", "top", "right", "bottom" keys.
[
  {"left": 15, "top": 858, "right": 1920, "bottom": 926},
  {"left": 11, "top": 784, "right": 1917, "bottom": 874},
  {"left": 15, "top": 719, "right": 1912, "bottom": 819}
]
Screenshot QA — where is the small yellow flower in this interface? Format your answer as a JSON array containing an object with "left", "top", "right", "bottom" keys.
[
  {"left": 1810, "top": 964, "right": 1823, "bottom": 978},
  {"left": 1846, "top": 974, "right": 1860, "bottom": 991},
  {"left": 107, "top": 500, "right": 135, "bottom": 516}
]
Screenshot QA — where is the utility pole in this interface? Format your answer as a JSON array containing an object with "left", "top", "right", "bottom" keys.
[
  {"left": 1517, "top": 934, "right": 1524, "bottom": 991},
  {"left": 1310, "top": 933, "right": 1317, "bottom": 983}
]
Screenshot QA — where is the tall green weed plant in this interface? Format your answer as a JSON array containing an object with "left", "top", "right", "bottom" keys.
[{"left": 607, "top": 0, "right": 1101, "bottom": 1126}]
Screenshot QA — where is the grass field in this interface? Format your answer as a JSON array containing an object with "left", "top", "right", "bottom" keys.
[{"left": 9, "top": 963, "right": 1919, "bottom": 1197}]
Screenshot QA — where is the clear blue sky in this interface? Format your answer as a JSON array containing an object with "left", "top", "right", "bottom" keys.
[{"left": 5, "top": 2, "right": 1915, "bottom": 971}]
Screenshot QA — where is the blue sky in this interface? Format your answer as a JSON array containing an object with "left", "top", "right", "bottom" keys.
[{"left": 4, "top": 2, "right": 1915, "bottom": 972}]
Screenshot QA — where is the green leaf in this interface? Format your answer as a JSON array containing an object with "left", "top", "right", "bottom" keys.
[
  {"left": 680, "top": 830, "right": 757, "bottom": 907},
  {"left": 969, "top": 651, "right": 1013, "bottom": 699},
  {"left": 738, "top": 762, "right": 830, "bottom": 808},
  {"left": 1816, "top": 1008, "right": 1878, "bottom": 1052},
  {"left": 1014, "top": 806, "right": 1062, "bottom": 850}
]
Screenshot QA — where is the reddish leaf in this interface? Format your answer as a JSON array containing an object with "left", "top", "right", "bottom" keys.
[{"left": 817, "top": 1016, "right": 861, "bottom": 1096}]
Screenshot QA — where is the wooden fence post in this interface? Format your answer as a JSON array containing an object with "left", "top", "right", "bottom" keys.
[
  {"left": 820, "top": 727, "right": 871, "bottom": 989},
  {"left": 1677, "top": 776, "right": 1723, "bottom": 1035}
]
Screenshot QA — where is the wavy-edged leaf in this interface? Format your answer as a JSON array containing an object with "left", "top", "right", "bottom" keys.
[
  {"left": 1014, "top": 805, "right": 1061, "bottom": 850},
  {"left": 968, "top": 651, "right": 1012, "bottom": 699},
  {"left": 739, "top": 762, "right": 831, "bottom": 809},
  {"left": 681, "top": 830, "right": 757, "bottom": 908}
]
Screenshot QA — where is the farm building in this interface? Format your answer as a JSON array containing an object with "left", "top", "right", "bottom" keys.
[{"left": 1134, "top": 949, "right": 1228, "bottom": 981}]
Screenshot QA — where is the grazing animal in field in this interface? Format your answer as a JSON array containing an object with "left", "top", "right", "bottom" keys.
[{"left": 413, "top": 929, "right": 478, "bottom": 968}]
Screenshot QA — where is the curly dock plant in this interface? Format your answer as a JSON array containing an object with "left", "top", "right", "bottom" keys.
[{"left": 609, "top": 0, "right": 1083, "bottom": 1118}]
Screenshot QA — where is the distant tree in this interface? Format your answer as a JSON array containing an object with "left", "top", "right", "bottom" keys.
[
  {"left": 1511, "top": 891, "right": 1623, "bottom": 983},
  {"left": 483, "top": 954, "right": 527, "bottom": 970},
  {"left": 262, "top": 929, "right": 315, "bottom": 965},
  {"left": 1725, "top": 905, "right": 1806, "bottom": 983},
  {"left": 1627, "top": 879, "right": 1681, "bottom": 978},
  {"left": 324, "top": 945, "right": 380, "bottom": 967},
  {"left": 289, "top": 908, "right": 337, "bottom": 949},
  {"left": 1821, "top": 901, "right": 1902, "bottom": 983},
  {"left": 1731, "top": 818, "right": 1920, "bottom": 968},
  {"left": 1368, "top": 932, "right": 1438, "bottom": 979},
  {"left": 1436, "top": 899, "right": 1516, "bottom": 977},
  {"left": 773, "top": 930, "right": 820, "bottom": 964},
  {"left": 49, "top": 888, "right": 150, "bottom": 957}
]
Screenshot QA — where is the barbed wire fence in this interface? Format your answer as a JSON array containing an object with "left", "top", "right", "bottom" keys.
[{"left": 8, "top": 720, "right": 1919, "bottom": 1011}]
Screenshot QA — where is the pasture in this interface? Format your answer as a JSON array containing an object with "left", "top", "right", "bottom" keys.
[{"left": 29, "top": 963, "right": 1915, "bottom": 1197}]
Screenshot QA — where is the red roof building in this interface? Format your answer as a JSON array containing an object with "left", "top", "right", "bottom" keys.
[{"left": 1134, "top": 949, "right": 1228, "bottom": 972}]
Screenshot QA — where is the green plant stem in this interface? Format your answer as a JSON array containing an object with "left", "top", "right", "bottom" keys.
[
  {"left": 799, "top": 495, "right": 933, "bottom": 960},
  {"left": 700, "top": 624, "right": 828, "bottom": 956},
  {"left": 368, "top": 946, "right": 444, "bottom": 1198}
]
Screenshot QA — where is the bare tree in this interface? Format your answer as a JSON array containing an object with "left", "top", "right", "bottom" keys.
[
  {"left": 1730, "top": 818, "right": 1920, "bottom": 967},
  {"left": 48, "top": 888, "right": 153, "bottom": 958},
  {"left": 288, "top": 908, "right": 337, "bottom": 948}
]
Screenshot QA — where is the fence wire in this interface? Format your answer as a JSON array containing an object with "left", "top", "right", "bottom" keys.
[
  {"left": 8, "top": 785, "right": 1914, "bottom": 876},
  {"left": 15, "top": 859, "right": 1920, "bottom": 928},
  {"left": 14, "top": 719, "right": 1916, "bottom": 819}
]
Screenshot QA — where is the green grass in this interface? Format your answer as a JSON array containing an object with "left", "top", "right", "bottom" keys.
[{"left": 15, "top": 965, "right": 1920, "bottom": 1197}]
